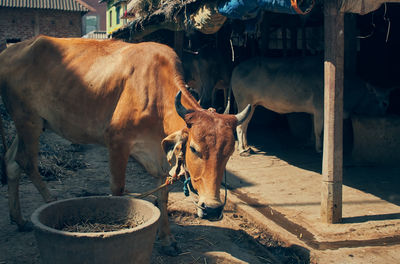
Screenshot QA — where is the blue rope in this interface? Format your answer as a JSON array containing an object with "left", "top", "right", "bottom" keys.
[
  {"left": 183, "top": 178, "right": 190, "bottom": 196},
  {"left": 183, "top": 177, "right": 197, "bottom": 197}
]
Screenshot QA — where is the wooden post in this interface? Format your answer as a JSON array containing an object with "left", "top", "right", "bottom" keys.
[{"left": 321, "top": 0, "right": 344, "bottom": 224}]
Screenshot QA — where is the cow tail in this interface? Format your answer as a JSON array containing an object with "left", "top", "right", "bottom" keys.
[{"left": 0, "top": 108, "right": 7, "bottom": 185}]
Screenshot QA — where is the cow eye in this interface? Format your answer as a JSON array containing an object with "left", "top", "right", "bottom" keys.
[{"left": 190, "top": 146, "right": 201, "bottom": 157}]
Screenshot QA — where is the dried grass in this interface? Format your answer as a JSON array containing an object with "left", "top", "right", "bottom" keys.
[
  {"left": 61, "top": 217, "right": 145, "bottom": 233},
  {"left": 130, "top": 0, "right": 162, "bottom": 17},
  {"left": 130, "top": 0, "right": 205, "bottom": 27},
  {"left": 38, "top": 142, "right": 87, "bottom": 181},
  {"left": 0, "top": 102, "right": 87, "bottom": 183}
]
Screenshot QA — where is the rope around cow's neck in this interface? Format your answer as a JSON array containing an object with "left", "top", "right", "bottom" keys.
[
  {"left": 124, "top": 173, "right": 179, "bottom": 199},
  {"left": 124, "top": 158, "right": 185, "bottom": 199},
  {"left": 125, "top": 161, "right": 228, "bottom": 211}
]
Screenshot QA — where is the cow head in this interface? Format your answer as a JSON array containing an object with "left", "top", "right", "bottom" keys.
[
  {"left": 162, "top": 91, "right": 251, "bottom": 220},
  {"left": 364, "top": 83, "right": 393, "bottom": 116},
  {"left": 346, "top": 81, "right": 393, "bottom": 117}
]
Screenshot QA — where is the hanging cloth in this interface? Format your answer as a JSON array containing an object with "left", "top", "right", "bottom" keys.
[{"left": 218, "top": 0, "right": 315, "bottom": 19}]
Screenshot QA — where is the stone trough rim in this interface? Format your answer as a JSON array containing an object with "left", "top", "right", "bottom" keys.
[{"left": 30, "top": 195, "right": 161, "bottom": 238}]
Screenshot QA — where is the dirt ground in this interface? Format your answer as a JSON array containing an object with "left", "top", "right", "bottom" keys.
[
  {"left": 2, "top": 105, "right": 399, "bottom": 264},
  {"left": 0, "top": 105, "right": 309, "bottom": 264}
]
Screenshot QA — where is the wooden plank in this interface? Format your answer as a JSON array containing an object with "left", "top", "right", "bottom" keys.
[{"left": 321, "top": 0, "right": 344, "bottom": 224}]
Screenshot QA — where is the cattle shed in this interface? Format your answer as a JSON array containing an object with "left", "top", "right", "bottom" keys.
[{"left": 112, "top": 0, "right": 400, "bottom": 250}]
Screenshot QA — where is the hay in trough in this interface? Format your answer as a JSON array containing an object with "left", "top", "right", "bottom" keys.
[{"left": 61, "top": 216, "right": 146, "bottom": 233}]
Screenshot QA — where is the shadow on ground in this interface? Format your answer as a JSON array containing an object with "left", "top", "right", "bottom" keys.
[
  {"left": 242, "top": 107, "right": 400, "bottom": 208},
  {"left": 152, "top": 211, "right": 311, "bottom": 264}
]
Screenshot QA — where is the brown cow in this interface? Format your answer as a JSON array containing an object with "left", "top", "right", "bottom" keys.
[
  {"left": 0, "top": 35, "right": 251, "bottom": 255},
  {"left": 182, "top": 47, "right": 232, "bottom": 110}
]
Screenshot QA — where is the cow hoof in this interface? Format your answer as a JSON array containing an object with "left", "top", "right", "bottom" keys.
[
  {"left": 239, "top": 148, "right": 253, "bottom": 157},
  {"left": 45, "top": 196, "right": 57, "bottom": 203},
  {"left": 10, "top": 217, "right": 33, "bottom": 232},
  {"left": 160, "top": 242, "right": 181, "bottom": 256},
  {"left": 16, "top": 220, "right": 33, "bottom": 232}
]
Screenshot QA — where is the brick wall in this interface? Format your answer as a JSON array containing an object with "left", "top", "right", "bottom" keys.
[{"left": 0, "top": 8, "right": 83, "bottom": 49}]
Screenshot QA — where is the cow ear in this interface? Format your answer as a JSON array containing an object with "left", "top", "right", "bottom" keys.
[{"left": 161, "top": 129, "right": 188, "bottom": 165}]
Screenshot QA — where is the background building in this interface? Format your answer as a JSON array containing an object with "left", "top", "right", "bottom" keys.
[
  {"left": 0, "top": 0, "right": 94, "bottom": 50},
  {"left": 82, "top": 0, "right": 107, "bottom": 35},
  {"left": 100, "top": 0, "right": 127, "bottom": 36}
]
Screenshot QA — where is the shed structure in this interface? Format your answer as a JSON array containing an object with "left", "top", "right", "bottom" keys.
[{"left": 110, "top": 0, "right": 400, "bottom": 227}]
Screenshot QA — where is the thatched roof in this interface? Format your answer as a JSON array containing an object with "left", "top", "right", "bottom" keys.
[
  {"left": 113, "top": 0, "right": 400, "bottom": 39},
  {"left": 116, "top": 0, "right": 253, "bottom": 39},
  {"left": 126, "top": 0, "right": 199, "bottom": 19},
  {"left": 114, "top": 0, "right": 213, "bottom": 38}
]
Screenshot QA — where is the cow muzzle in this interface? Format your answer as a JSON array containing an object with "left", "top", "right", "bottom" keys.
[{"left": 197, "top": 203, "right": 224, "bottom": 221}]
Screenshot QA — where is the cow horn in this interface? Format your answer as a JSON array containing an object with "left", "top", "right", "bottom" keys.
[
  {"left": 223, "top": 98, "right": 230, "bottom": 114},
  {"left": 235, "top": 104, "right": 252, "bottom": 125},
  {"left": 175, "top": 90, "right": 190, "bottom": 119}
]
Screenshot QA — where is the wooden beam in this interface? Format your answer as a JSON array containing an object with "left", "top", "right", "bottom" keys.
[{"left": 321, "top": 0, "right": 344, "bottom": 224}]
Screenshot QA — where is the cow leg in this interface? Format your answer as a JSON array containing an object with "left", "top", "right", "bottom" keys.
[
  {"left": 313, "top": 113, "right": 324, "bottom": 153},
  {"left": 5, "top": 136, "right": 28, "bottom": 230},
  {"left": 156, "top": 178, "right": 180, "bottom": 256},
  {"left": 236, "top": 105, "right": 255, "bottom": 156},
  {"left": 18, "top": 126, "right": 53, "bottom": 204},
  {"left": 7, "top": 117, "right": 51, "bottom": 231},
  {"left": 129, "top": 145, "right": 180, "bottom": 255},
  {"left": 211, "top": 82, "right": 224, "bottom": 112},
  {"left": 14, "top": 117, "right": 53, "bottom": 204},
  {"left": 107, "top": 142, "right": 130, "bottom": 195},
  {"left": 108, "top": 137, "right": 179, "bottom": 256}
]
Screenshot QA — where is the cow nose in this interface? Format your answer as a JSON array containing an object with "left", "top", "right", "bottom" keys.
[{"left": 197, "top": 203, "right": 224, "bottom": 221}]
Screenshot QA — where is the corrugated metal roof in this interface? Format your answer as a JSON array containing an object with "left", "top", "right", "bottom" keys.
[{"left": 0, "top": 0, "right": 94, "bottom": 12}]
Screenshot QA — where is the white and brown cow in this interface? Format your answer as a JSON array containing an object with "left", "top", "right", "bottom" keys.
[
  {"left": 227, "top": 56, "right": 392, "bottom": 155},
  {"left": 0, "top": 35, "right": 251, "bottom": 255}
]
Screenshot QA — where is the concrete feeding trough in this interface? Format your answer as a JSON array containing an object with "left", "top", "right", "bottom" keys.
[
  {"left": 352, "top": 115, "right": 400, "bottom": 165},
  {"left": 31, "top": 196, "right": 160, "bottom": 264}
]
